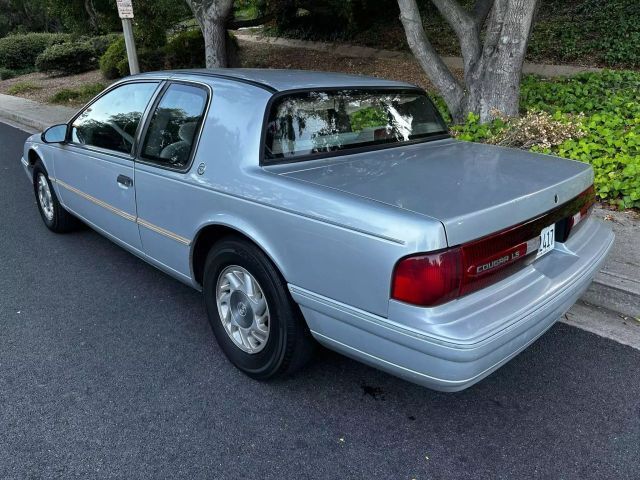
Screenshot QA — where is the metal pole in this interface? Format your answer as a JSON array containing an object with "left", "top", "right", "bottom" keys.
[{"left": 121, "top": 18, "right": 140, "bottom": 75}]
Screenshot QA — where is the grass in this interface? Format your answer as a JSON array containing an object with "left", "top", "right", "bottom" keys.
[
  {"left": 7, "top": 81, "right": 41, "bottom": 95},
  {"left": 48, "top": 83, "right": 105, "bottom": 105}
]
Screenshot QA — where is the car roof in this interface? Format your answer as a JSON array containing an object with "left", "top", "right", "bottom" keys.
[{"left": 137, "top": 68, "right": 417, "bottom": 92}]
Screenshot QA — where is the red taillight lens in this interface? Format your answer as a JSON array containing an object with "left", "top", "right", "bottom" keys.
[
  {"left": 391, "top": 248, "right": 462, "bottom": 307},
  {"left": 567, "top": 185, "right": 596, "bottom": 233}
]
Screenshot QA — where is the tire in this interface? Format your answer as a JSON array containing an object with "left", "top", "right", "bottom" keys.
[
  {"left": 33, "top": 161, "right": 78, "bottom": 233},
  {"left": 203, "top": 237, "right": 315, "bottom": 380}
]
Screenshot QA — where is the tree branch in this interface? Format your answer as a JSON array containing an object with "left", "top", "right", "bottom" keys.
[
  {"left": 472, "top": 0, "right": 494, "bottom": 27},
  {"left": 397, "top": 0, "right": 465, "bottom": 120},
  {"left": 430, "top": 0, "right": 482, "bottom": 78},
  {"left": 430, "top": 0, "right": 475, "bottom": 37}
]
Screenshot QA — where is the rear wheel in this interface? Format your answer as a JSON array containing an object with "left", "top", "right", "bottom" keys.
[
  {"left": 33, "top": 162, "right": 77, "bottom": 233},
  {"left": 203, "top": 238, "right": 315, "bottom": 379}
]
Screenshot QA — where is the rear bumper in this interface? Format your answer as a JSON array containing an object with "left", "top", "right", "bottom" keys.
[{"left": 291, "top": 217, "right": 614, "bottom": 391}]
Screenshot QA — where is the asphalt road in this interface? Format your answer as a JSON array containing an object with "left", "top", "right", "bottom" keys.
[{"left": 1, "top": 120, "right": 639, "bottom": 480}]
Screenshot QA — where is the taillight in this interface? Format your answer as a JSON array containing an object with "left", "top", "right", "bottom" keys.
[
  {"left": 567, "top": 186, "right": 595, "bottom": 233},
  {"left": 391, "top": 185, "right": 596, "bottom": 307},
  {"left": 391, "top": 249, "right": 462, "bottom": 306},
  {"left": 391, "top": 232, "right": 536, "bottom": 307}
]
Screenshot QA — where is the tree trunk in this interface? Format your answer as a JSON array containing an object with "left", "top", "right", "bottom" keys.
[
  {"left": 84, "top": 0, "right": 99, "bottom": 33},
  {"left": 398, "top": 0, "right": 539, "bottom": 123},
  {"left": 470, "top": 0, "right": 537, "bottom": 121},
  {"left": 201, "top": 18, "right": 228, "bottom": 68},
  {"left": 186, "top": 0, "right": 234, "bottom": 68}
]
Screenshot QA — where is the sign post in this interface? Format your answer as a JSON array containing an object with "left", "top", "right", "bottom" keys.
[{"left": 116, "top": 0, "right": 139, "bottom": 75}]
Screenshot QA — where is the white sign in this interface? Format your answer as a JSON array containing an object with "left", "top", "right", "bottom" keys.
[{"left": 116, "top": 0, "right": 134, "bottom": 19}]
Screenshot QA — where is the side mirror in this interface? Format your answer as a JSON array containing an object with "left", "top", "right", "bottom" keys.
[{"left": 41, "top": 124, "right": 67, "bottom": 144}]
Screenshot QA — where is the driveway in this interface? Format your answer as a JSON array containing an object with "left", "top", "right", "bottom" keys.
[{"left": 1, "top": 121, "right": 639, "bottom": 479}]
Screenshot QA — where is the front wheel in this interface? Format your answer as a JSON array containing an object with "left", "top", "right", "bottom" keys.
[
  {"left": 203, "top": 238, "right": 315, "bottom": 380},
  {"left": 33, "top": 162, "right": 77, "bottom": 233}
]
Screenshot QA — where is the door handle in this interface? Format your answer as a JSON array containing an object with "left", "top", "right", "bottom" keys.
[{"left": 117, "top": 174, "right": 133, "bottom": 188}]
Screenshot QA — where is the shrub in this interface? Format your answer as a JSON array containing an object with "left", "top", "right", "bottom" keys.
[
  {"left": 49, "top": 83, "right": 106, "bottom": 104},
  {"left": 0, "top": 33, "right": 70, "bottom": 70},
  {"left": 489, "top": 111, "right": 585, "bottom": 151},
  {"left": 7, "top": 81, "right": 41, "bottom": 95},
  {"left": 450, "top": 112, "right": 508, "bottom": 143},
  {"left": 84, "top": 33, "right": 122, "bottom": 57},
  {"left": 35, "top": 42, "right": 98, "bottom": 75},
  {"left": 99, "top": 37, "right": 127, "bottom": 79},
  {"left": 164, "top": 29, "right": 205, "bottom": 69},
  {"left": 528, "top": 0, "right": 640, "bottom": 68},
  {"left": 100, "top": 36, "right": 164, "bottom": 79},
  {"left": 0, "top": 67, "right": 17, "bottom": 80}
]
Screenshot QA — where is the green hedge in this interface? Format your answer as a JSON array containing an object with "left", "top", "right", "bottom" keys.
[
  {"left": 452, "top": 71, "right": 640, "bottom": 210},
  {"left": 164, "top": 29, "right": 205, "bottom": 69},
  {"left": 0, "top": 67, "right": 17, "bottom": 80},
  {"left": 35, "top": 42, "right": 98, "bottom": 75},
  {"left": 99, "top": 37, "right": 130, "bottom": 79},
  {"left": 83, "top": 33, "right": 122, "bottom": 57},
  {"left": 99, "top": 36, "right": 164, "bottom": 79},
  {"left": 0, "top": 33, "right": 70, "bottom": 70}
]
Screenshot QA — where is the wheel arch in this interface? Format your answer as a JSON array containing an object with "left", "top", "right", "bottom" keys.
[
  {"left": 190, "top": 221, "right": 288, "bottom": 289},
  {"left": 27, "top": 148, "right": 41, "bottom": 166}
]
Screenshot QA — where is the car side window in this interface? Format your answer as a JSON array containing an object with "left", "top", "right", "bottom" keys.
[
  {"left": 70, "top": 82, "right": 159, "bottom": 155},
  {"left": 140, "top": 83, "right": 208, "bottom": 169}
]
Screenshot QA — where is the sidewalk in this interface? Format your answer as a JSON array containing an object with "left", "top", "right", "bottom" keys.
[
  {"left": 0, "top": 93, "right": 637, "bottom": 321},
  {"left": 585, "top": 208, "right": 640, "bottom": 319},
  {"left": 234, "top": 30, "right": 603, "bottom": 78},
  {"left": 0, "top": 93, "right": 75, "bottom": 131}
]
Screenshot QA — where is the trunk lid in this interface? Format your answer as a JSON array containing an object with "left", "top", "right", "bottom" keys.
[{"left": 277, "top": 139, "right": 593, "bottom": 246}]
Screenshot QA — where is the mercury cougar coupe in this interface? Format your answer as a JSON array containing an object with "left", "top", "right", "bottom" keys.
[{"left": 21, "top": 69, "right": 614, "bottom": 391}]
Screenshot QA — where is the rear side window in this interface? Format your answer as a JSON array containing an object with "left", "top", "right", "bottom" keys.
[
  {"left": 140, "top": 83, "right": 208, "bottom": 169},
  {"left": 70, "top": 82, "right": 159, "bottom": 154},
  {"left": 264, "top": 89, "right": 448, "bottom": 162}
]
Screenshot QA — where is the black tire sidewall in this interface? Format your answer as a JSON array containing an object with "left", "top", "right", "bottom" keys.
[
  {"left": 33, "top": 163, "right": 57, "bottom": 229},
  {"left": 203, "top": 239, "right": 294, "bottom": 378}
]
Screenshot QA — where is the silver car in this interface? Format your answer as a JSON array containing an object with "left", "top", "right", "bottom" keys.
[{"left": 21, "top": 69, "right": 614, "bottom": 391}]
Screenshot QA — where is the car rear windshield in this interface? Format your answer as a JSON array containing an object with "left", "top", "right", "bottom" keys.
[{"left": 263, "top": 89, "right": 449, "bottom": 162}]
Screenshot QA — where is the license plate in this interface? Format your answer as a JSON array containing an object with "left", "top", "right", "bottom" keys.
[{"left": 537, "top": 224, "right": 555, "bottom": 258}]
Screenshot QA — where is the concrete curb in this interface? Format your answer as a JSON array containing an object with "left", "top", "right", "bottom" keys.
[
  {"left": 0, "top": 94, "right": 75, "bottom": 132},
  {"left": 0, "top": 94, "right": 637, "bottom": 320},
  {"left": 234, "top": 30, "right": 603, "bottom": 77}
]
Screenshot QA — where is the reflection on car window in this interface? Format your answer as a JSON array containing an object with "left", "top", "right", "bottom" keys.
[
  {"left": 264, "top": 89, "right": 448, "bottom": 162},
  {"left": 141, "top": 83, "right": 208, "bottom": 168},
  {"left": 71, "top": 82, "right": 158, "bottom": 154}
]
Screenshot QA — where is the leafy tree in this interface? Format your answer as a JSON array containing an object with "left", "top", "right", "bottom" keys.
[
  {"left": 0, "top": 0, "right": 52, "bottom": 36},
  {"left": 398, "top": 0, "right": 539, "bottom": 123},
  {"left": 46, "top": 0, "right": 191, "bottom": 47},
  {"left": 46, "top": 0, "right": 119, "bottom": 35}
]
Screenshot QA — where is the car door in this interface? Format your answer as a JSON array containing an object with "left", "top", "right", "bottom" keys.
[
  {"left": 54, "top": 81, "right": 161, "bottom": 251},
  {"left": 133, "top": 81, "right": 210, "bottom": 277}
]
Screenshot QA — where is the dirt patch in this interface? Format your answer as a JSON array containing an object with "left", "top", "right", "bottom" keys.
[
  {"left": 0, "top": 70, "right": 114, "bottom": 106},
  {"left": 237, "top": 40, "right": 462, "bottom": 92}
]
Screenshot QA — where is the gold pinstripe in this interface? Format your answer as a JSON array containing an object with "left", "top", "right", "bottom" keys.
[
  {"left": 52, "top": 177, "right": 191, "bottom": 246},
  {"left": 54, "top": 178, "right": 137, "bottom": 222},
  {"left": 136, "top": 218, "right": 191, "bottom": 245}
]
